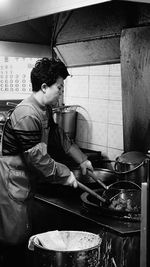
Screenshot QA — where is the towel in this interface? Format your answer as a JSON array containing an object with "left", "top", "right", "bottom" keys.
[{"left": 28, "top": 230, "right": 67, "bottom": 251}]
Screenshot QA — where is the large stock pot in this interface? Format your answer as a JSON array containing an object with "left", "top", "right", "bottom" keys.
[
  {"left": 31, "top": 231, "right": 101, "bottom": 267},
  {"left": 114, "top": 151, "right": 147, "bottom": 185}
]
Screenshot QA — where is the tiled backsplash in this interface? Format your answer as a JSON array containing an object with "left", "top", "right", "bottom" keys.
[{"left": 64, "top": 64, "right": 124, "bottom": 160}]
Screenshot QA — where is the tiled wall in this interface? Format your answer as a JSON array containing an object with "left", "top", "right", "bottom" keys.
[{"left": 64, "top": 64, "right": 124, "bottom": 160}]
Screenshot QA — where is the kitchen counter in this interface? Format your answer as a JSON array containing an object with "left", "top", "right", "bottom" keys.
[
  {"left": 34, "top": 184, "right": 140, "bottom": 236},
  {"left": 33, "top": 184, "right": 141, "bottom": 267}
]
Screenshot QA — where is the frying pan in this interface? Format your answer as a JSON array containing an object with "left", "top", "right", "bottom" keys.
[
  {"left": 87, "top": 169, "right": 141, "bottom": 190},
  {"left": 80, "top": 170, "right": 141, "bottom": 213},
  {"left": 78, "top": 179, "right": 141, "bottom": 214},
  {"left": 80, "top": 189, "right": 141, "bottom": 221}
]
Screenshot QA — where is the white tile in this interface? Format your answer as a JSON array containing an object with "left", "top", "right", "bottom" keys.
[
  {"left": 64, "top": 97, "right": 88, "bottom": 109},
  {"left": 108, "top": 100, "right": 123, "bottom": 125},
  {"left": 107, "top": 147, "right": 124, "bottom": 161},
  {"left": 77, "top": 107, "right": 90, "bottom": 121},
  {"left": 88, "top": 121, "right": 107, "bottom": 146},
  {"left": 108, "top": 124, "right": 123, "bottom": 149},
  {"left": 88, "top": 99, "right": 108, "bottom": 123},
  {"left": 108, "top": 76, "right": 122, "bottom": 101},
  {"left": 109, "top": 63, "right": 121, "bottom": 76},
  {"left": 89, "top": 76, "right": 109, "bottom": 99},
  {"left": 67, "top": 68, "right": 72, "bottom": 75},
  {"left": 64, "top": 97, "right": 90, "bottom": 121},
  {"left": 71, "top": 66, "right": 90, "bottom": 75},
  {"left": 65, "top": 75, "right": 88, "bottom": 97},
  {"left": 89, "top": 65, "right": 109, "bottom": 75},
  {"left": 64, "top": 96, "right": 78, "bottom": 105}
]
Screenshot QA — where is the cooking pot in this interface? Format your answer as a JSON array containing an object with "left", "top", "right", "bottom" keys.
[
  {"left": 72, "top": 167, "right": 118, "bottom": 185},
  {"left": 32, "top": 231, "right": 101, "bottom": 267},
  {"left": 114, "top": 151, "right": 147, "bottom": 185}
]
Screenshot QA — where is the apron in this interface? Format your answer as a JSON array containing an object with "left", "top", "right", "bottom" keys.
[
  {"left": 0, "top": 154, "right": 31, "bottom": 245},
  {"left": 0, "top": 102, "right": 51, "bottom": 245}
]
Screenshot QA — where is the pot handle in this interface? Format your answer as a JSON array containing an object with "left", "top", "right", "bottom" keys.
[
  {"left": 114, "top": 160, "right": 144, "bottom": 175},
  {"left": 114, "top": 161, "right": 121, "bottom": 172}
]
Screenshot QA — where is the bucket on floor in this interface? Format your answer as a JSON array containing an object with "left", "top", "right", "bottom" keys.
[{"left": 31, "top": 230, "right": 101, "bottom": 267}]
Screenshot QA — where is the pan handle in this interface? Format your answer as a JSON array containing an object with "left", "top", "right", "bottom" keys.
[
  {"left": 87, "top": 169, "right": 108, "bottom": 190},
  {"left": 77, "top": 181, "right": 107, "bottom": 203}
]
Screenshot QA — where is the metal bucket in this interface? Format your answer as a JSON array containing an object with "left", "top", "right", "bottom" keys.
[
  {"left": 54, "top": 106, "right": 78, "bottom": 140},
  {"left": 32, "top": 231, "right": 101, "bottom": 267},
  {"left": 61, "top": 110, "right": 77, "bottom": 139}
]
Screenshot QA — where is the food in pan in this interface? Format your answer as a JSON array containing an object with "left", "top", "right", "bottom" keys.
[{"left": 109, "top": 197, "right": 140, "bottom": 213}]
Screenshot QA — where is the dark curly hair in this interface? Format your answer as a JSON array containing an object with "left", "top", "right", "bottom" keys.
[{"left": 31, "top": 57, "right": 70, "bottom": 92}]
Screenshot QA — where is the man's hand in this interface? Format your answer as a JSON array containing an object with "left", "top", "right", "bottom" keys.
[
  {"left": 80, "top": 160, "right": 93, "bottom": 175},
  {"left": 63, "top": 171, "right": 78, "bottom": 188}
]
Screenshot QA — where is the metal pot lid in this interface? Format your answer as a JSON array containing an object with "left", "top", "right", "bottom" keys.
[{"left": 116, "top": 151, "right": 146, "bottom": 165}]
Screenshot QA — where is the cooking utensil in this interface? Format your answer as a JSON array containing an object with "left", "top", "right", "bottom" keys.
[
  {"left": 6, "top": 101, "right": 17, "bottom": 107},
  {"left": 92, "top": 168, "right": 117, "bottom": 183},
  {"left": 77, "top": 181, "right": 107, "bottom": 203},
  {"left": 86, "top": 170, "right": 141, "bottom": 212},
  {"left": 78, "top": 176, "right": 141, "bottom": 214},
  {"left": 72, "top": 167, "right": 117, "bottom": 185}
]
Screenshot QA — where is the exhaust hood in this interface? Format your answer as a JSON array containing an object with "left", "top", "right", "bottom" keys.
[
  {"left": 53, "top": 1, "right": 150, "bottom": 66},
  {"left": 0, "top": 1, "right": 150, "bottom": 66}
]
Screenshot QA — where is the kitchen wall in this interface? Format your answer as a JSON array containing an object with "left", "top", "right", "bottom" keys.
[{"left": 64, "top": 63, "right": 124, "bottom": 160}]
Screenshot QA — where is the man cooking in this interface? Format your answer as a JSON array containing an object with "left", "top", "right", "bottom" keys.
[{"left": 0, "top": 57, "right": 93, "bottom": 266}]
